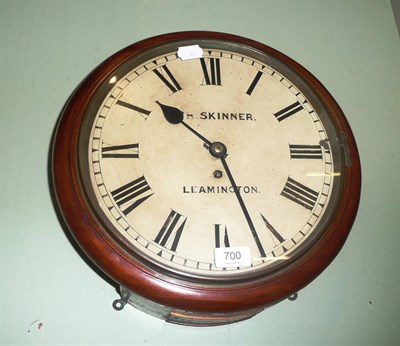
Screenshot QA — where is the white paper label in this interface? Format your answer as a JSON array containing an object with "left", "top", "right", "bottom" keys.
[
  {"left": 214, "top": 247, "right": 252, "bottom": 268},
  {"left": 177, "top": 45, "right": 203, "bottom": 60}
]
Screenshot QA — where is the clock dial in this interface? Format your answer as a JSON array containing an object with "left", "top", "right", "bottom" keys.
[{"left": 81, "top": 46, "right": 341, "bottom": 280}]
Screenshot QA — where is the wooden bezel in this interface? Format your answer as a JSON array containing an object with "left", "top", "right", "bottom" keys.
[{"left": 52, "top": 31, "right": 361, "bottom": 326}]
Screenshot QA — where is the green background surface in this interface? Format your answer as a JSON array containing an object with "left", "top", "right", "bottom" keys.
[{"left": 1, "top": 1, "right": 399, "bottom": 345}]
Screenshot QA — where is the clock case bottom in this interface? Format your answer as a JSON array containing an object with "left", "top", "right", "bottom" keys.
[{"left": 112, "top": 286, "right": 297, "bottom": 326}]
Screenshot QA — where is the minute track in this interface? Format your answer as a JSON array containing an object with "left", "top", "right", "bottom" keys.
[{"left": 87, "top": 48, "right": 337, "bottom": 277}]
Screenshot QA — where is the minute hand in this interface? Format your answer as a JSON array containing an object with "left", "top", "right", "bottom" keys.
[{"left": 220, "top": 156, "right": 266, "bottom": 258}]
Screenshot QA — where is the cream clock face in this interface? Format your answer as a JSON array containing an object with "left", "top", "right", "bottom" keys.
[{"left": 81, "top": 44, "right": 342, "bottom": 280}]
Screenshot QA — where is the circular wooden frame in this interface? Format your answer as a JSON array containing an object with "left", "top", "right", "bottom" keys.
[{"left": 52, "top": 31, "right": 361, "bottom": 326}]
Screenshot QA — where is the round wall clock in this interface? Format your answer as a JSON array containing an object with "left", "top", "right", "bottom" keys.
[{"left": 52, "top": 31, "right": 361, "bottom": 326}]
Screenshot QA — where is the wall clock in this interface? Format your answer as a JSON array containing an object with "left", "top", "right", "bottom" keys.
[{"left": 52, "top": 31, "right": 361, "bottom": 326}]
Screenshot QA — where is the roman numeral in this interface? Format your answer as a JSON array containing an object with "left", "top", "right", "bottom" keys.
[
  {"left": 101, "top": 143, "right": 139, "bottom": 159},
  {"left": 246, "top": 71, "right": 263, "bottom": 95},
  {"left": 116, "top": 100, "right": 151, "bottom": 120},
  {"left": 154, "top": 210, "right": 186, "bottom": 252},
  {"left": 260, "top": 214, "right": 285, "bottom": 245},
  {"left": 281, "top": 177, "right": 319, "bottom": 211},
  {"left": 111, "top": 176, "right": 153, "bottom": 215},
  {"left": 289, "top": 144, "right": 323, "bottom": 160},
  {"left": 214, "top": 224, "right": 230, "bottom": 248},
  {"left": 273, "top": 101, "right": 303, "bottom": 122},
  {"left": 200, "top": 57, "right": 221, "bottom": 85},
  {"left": 153, "top": 65, "right": 182, "bottom": 93}
]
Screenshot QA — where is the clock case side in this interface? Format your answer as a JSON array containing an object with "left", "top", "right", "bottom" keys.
[{"left": 52, "top": 31, "right": 361, "bottom": 325}]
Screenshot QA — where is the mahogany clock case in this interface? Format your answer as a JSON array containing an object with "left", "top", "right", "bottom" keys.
[{"left": 51, "top": 31, "right": 361, "bottom": 325}]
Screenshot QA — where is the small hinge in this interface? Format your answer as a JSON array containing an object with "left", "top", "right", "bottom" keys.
[
  {"left": 112, "top": 287, "right": 131, "bottom": 311},
  {"left": 339, "top": 132, "right": 351, "bottom": 167}
]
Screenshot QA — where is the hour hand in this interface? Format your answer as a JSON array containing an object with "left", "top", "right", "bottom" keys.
[
  {"left": 156, "top": 101, "right": 183, "bottom": 124},
  {"left": 156, "top": 101, "right": 212, "bottom": 147}
]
